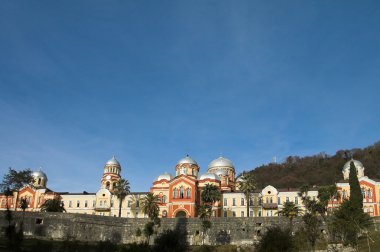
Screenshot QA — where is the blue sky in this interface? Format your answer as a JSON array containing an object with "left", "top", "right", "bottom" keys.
[{"left": 0, "top": 1, "right": 379, "bottom": 192}]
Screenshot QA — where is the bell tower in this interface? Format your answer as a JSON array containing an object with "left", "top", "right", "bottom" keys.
[{"left": 101, "top": 155, "right": 121, "bottom": 192}]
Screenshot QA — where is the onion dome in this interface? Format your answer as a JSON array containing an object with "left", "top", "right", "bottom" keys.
[
  {"left": 208, "top": 156, "right": 234, "bottom": 170},
  {"left": 106, "top": 155, "right": 120, "bottom": 166},
  {"left": 156, "top": 172, "right": 173, "bottom": 181},
  {"left": 199, "top": 173, "right": 220, "bottom": 181},
  {"left": 177, "top": 155, "right": 198, "bottom": 165},
  {"left": 32, "top": 169, "right": 48, "bottom": 181}
]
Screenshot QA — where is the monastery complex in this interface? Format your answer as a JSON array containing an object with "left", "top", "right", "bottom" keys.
[{"left": 0, "top": 155, "right": 378, "bottom": 217}]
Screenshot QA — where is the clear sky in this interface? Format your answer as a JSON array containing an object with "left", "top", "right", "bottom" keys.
[{"left": 1, "top": 1, "right": 379, "bottom": 193}]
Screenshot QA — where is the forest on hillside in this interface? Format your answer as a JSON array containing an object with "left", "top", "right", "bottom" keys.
[{"left": 249, "top": 141, "right": 380, "bottom": 189}]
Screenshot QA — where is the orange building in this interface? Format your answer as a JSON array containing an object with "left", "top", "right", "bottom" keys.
[{"left": 151, "top": 155, "right": 238, "bottom": 218}]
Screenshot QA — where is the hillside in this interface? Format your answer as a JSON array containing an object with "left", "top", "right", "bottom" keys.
[{"left": 250, "top": 141, "right": 380, "bottom": 189}]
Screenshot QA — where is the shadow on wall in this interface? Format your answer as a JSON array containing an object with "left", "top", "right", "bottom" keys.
[{"left": 153, "top": 217, "right": 188, "bottom": 251}]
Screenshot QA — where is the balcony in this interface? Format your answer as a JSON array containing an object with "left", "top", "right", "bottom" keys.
[
  {"left": 95, "top": 205, "right": 110, "bottom": 211},
  {"left": 262, "top": 203, "right": 278, "bottom": 209}
]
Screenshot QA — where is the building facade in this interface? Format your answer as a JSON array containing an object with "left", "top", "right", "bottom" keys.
[{"left": 1, "top": 156, "right": 379, "bottom": 219}]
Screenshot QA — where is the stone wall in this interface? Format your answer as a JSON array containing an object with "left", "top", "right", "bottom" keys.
[{"left": 3, "top": 211, "right": 376, "bottom": 246}]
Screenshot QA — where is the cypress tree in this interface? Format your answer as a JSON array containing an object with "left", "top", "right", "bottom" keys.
[{"left": 349, "top": 161, "right": 363, "bottom": 209}]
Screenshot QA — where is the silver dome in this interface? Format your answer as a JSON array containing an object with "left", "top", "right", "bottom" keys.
[
  {"left": 342, "top": 159, "right": 364, "bottom": 172},
  {"left": 236, "top": 177, "right": 244, "bottom": 182},
  {"left": 199, "top": 173, "right": 220, "bottom": 181},
  {"left": 208, "top": 156, "right": 234, "bottom": 169},
  {"left": 32, "top": 169, "right": 47, "bottom": 180},
  {"left": 156, "top": 172, "right": 173, "bottom": 181},
  {"left": 215, "top": 169, "right": 228, "bottom": 176},
  {"left": 106, "top": 155, "right": 120, "bottom": 166},
  {"left": 177, "top": 155, "right": 198, "bottom": 165}
]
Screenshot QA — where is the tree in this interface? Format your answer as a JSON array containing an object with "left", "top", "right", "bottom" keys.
[
  {"left": 143, "top": 221, "right": 155, "bottom": 244},
  {"left": 318, "top": 185, "right": 339, "bottom": 213},
  {"left": 141, "top": 193, "right": 160, "bottom": 220},
  {"left": 255, "top": 226, "right": 295, "bottom": 252},
  {"left": 302, "top": 213, "right": 321, "bottom": 251},
  {"left": 40, "top": 197, "right": 66, "bottom": 212},
  {"left": 1, "top": 168, "right": 34, "bottom": 211},
  {"left": 238, "top": 171, "right": 257, "bottom": 217},
  {"left": 113, "top": 178, "right": 130, "bottom": 217},
  {"left": 201, "top": 184, "right": 220, "bottom": 206},
  {"left": 349, "top": 161, "right": 363, "bottom": 210},
  {"left": 278, "top": 202, "right": 302, "bottom": 231},
  {"left": 197, "top": 204, "right": 212, "bottom": 245},
  {"left": 20, "top": 197, "right": 28, "bottom": 221}
]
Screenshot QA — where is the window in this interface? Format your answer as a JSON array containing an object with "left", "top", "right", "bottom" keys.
[
  {"left": 224, "top": 198, "right": 227, "bottom": 206},
  {"left": 106, "top": 182, "right": 110, "bottom": 189},
  {"left": 232, "top": 211, "right": 236, "bottom": 217},
  {"left": 361, "top": 188, "right": 365, "bottom": 198},
  {"left": 286, "top": 197, "right": 289, "bottom": 203},
  {"left": 173, "top": 188, "right": 177, "bottom": 198},
  {"left": 295, "top": 197, "right": 298, "bottom": 204},
  {"left": 127, "top": 201, "right": 131, "bottom": 207},
  {"left": 111, "top": 200, "right": 114, "bottom": 207},
  {"left": 250, "top": 211, "right": 253, "bottom": 217},
  {"left": 241, "top": 211, "right": 244, "bottom": 217},
  {"left": 232, "top": 198, "right": 236, "bottom": 206},
  {"left": 162, "top": 196, "right": 166, "bottom": 204},
  {"left": 135, "top": 212, "right": 138, "bottom": 218},
  {"left": 76, "top": 201, "right": 80, "bottom": 208},
  {"left": 224, "top": 211, "right": 227, "bottom": 217},
  {"left": 277, "top": 197, "right": 281, "bottom": 204},
  {"left": 136, "top": 200, "right": 140, "bottom": 207},
  {"left": 100, "top": 201, "right": 103, "bottom": 207},
  {"left": 266, "top": 197, "right": 269, "bottom": 203},
  {"left": 258, "top": 198, "right": 262, "bottom": 205},
  {"left": 241, "top": 198, "right": 245, "bottom": 206},
  {"left": 69, "top": 201, "right": 72, "bottom": 208},
  {"left": 85, "top": 201, "right": 88, "bottom": 208},
  {"left": 249, "top": 199, "right": 253, "bottom": 206},
  {"left": 38, "top": 178, "right": 41, "bottom": 185},
  {"left": 343, "top": 190, "right": 347, "bottom": 199},
  {"left": 93, "top": 200, "right": 96, "bottom": 207},
  {"left": 180, "top": 187, "right": 184, "bottom": 198},
  {"left": 258, "top": 211, "right": 262, "bottom": 217},
  {"left": 368, "top": 189, "right": 372, "bottom": 199},
  {"left": 186, "top": 188, "right": 191, "bottom": 198},
  {"left": 113, "top": 182, "right": 117, "bottom": 189},
  {"left": 270, "top": 197, "right": 273, "bottom": 203}
]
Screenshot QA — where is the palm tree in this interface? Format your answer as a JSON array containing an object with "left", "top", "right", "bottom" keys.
[
  {"left": 317, "top": 185, "right": 338, "bottom": 215},
  {"left": 201, "top": 184, "right": 221, "bottom": 205},
  {"left": 40, "top": 197, "right": 66, "bottom": 212},
  {"left": 198, "top": 204, "right": 212, "bottom": 220},
  {"left": 113, "top": 178, "right": 130, "bottom": 217},
  {"left": 238, "top": 172, "right": 256, "bottom": 217},
  {"left": 278, "top": 202, "right": 302, "bottom": 231},
  {"left": 141, "top": 193, "right": 160, "bottom": 220}
]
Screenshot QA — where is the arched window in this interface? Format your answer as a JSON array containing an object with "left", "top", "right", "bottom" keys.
[
  {"left": 100, "top": 201, "right": 103, "bottom": 207},
  {"left": 270, "top": 197, "right": 273, "bottom": 203},
  {"left": 162, "top": 210, "right": 167, "bottom": 217},
  {"left": 368, "top": 189, "right": 372, "bottom": 199},
  {"left": 113, "top": 182, "right": 117, "bottom": 188},
  {"left": 106, "top": 182, "right": 110, "bottom": 189},
  {"left": 343, "top": 190, "right": 347, "bottom": 199},
  {"left": 162, "top": 195, "right": 167, "bottom": 203},
  {"left": 173, "top": 188, "right": 177, "bottom": 198},
  {"left": 180, "top": 187, "right": 184, "bottom": 198},
  {"left": 38, "top": 178, "right": 41, "bottom": 185},
  {"left": 186, "top": 188, "right": 191, "bottom": 198},
  {"left": 361, "top": 188, "right": 365, "bottom": 198}
]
